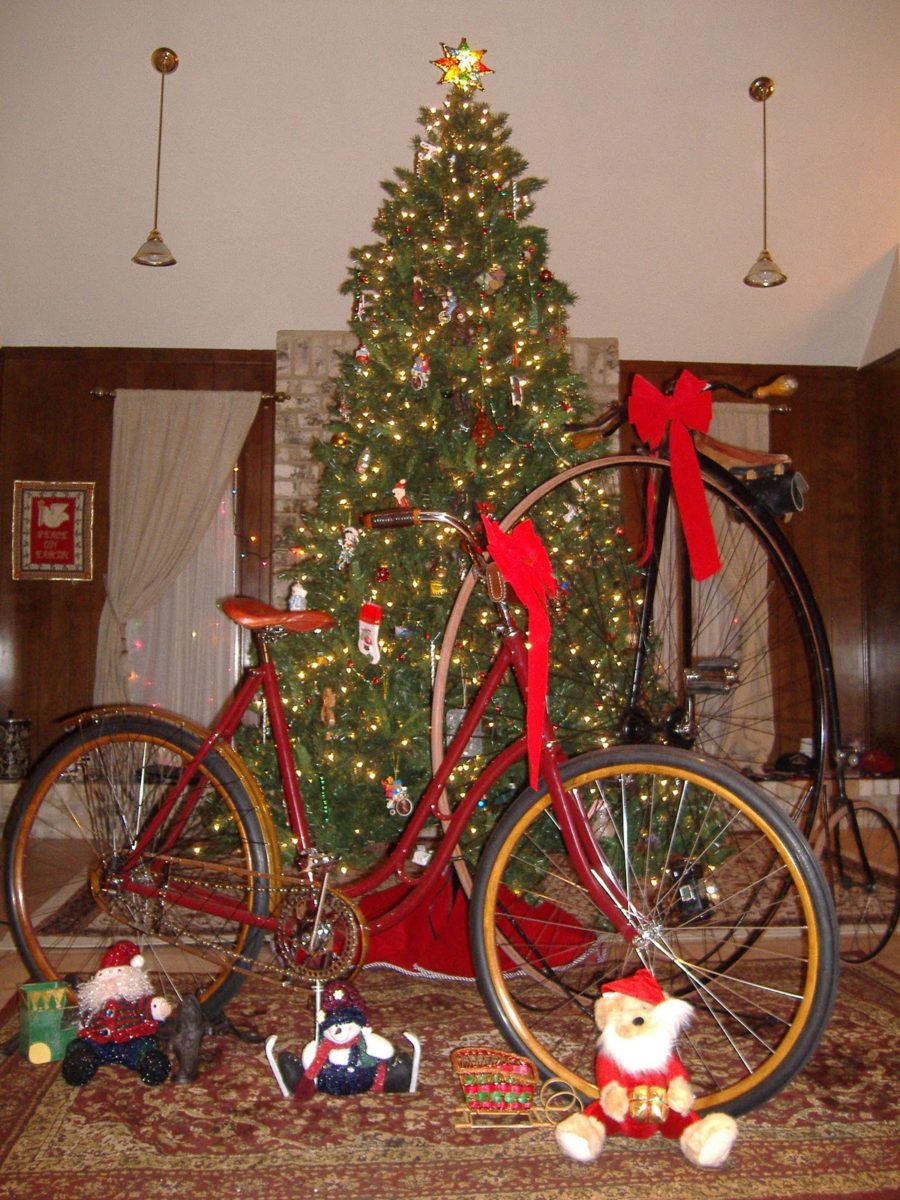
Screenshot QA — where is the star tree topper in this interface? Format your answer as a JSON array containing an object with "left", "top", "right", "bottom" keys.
[{"left": 432, "top": 38, "right": 493, "bottom": 93}]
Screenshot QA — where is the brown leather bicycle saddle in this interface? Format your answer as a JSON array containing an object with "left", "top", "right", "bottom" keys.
[{"left": 222, "top": 597, "right": 335, "bottom": 633}]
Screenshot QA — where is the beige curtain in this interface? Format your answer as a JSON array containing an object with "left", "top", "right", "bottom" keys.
[
  {"left": 94, "top": 391, "right": 260, "bottom": 705},
  {"left": 125, "top": 491, "right": 240, "bottom": 726}
]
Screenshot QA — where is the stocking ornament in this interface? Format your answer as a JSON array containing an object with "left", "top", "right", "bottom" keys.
[{"left": 358, "top": 602, "right": 382, "bottom": 664}]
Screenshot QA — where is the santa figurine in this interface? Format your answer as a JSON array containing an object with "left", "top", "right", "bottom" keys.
[{"left": 61, "top": 940, "right": 173, "bottom": 1086}]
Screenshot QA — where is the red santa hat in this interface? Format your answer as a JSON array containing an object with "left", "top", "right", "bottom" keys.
[
  {"left": 100, "top": 940, "right": 144, "bottom": 971},
  {"left": 601, "top": 967, "right": 666, "bottom": 1006}
]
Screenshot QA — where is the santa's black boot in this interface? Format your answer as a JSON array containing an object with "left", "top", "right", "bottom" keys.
[
  {"left": 61, "top": 1040, "right": 100, "bottom": 1086},
  {"left": 138, "top": 1043, "right": 171, "bottom": 1085}
]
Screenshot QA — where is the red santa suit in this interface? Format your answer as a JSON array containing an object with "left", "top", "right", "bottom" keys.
[
  {"left": 79, "top": 994, "right": 162, "bottom": 1044},
  {"left": 585, "top": 1049, "right": 699, "bottom": 1140},
  {"left": 586, "top": 966, "right": 700, "bottom": 1141}
]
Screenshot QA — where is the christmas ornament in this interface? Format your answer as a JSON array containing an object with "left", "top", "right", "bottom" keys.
[
  {"left": 412, "top": 274, "right": 424, "bottom": 308},
  {"left": 432, "top": 38, "right": 493, "bottom": 94},
  {"left": 375, "top": 564, "right": 390, "bottom": 582},
  {"left": 478, "top": 263, "right": 506, "bottom": 294},
  {"left": 337, "top": 526, "right": 360, "bottom": 569},
  {"left": 471, "top": 409, "right": 495, "bottom": 447},
  {"left": 509, "top": 375, "right": 524, "bottom": 406},
  {"left": 539, "top": 267, "right": 554, "bottom": 282},
  {"left": 331, "top": 430, "right": 349, "bottom": 447},
  {"left": 358, "top": 601, "right": 382, "bottom": 664},
  {"left": 410, "top": 352, "right": 431, "bottom": 390},
  {"left": 418, "top": 139, "right": 442, "bottom": 162},
  {"left": 320, "top": 686, "right": 336, "bottom": 729},
  {"left": 439, "top": 291, "right": 459, "bottom": 323},
  {"left": 288, "top": 581, "right": 308, "bottom": 611},
  {"left": 392, "top": 479, "right": 411, "bottom": 507},
  {"left": 355, "top": 343, "right": 370, "bottom": 366},
  {"left": 353, "top": 290, "right": 377, "bottom": 322},
  {"left": 382, "top": 776, "right": 413, "bottom": 817},
  {"left": 429, "top": 565, "right": 448, "bottom": 597},
  {"left": 355, "top": 447, "right": 371, "bottom": 475}
]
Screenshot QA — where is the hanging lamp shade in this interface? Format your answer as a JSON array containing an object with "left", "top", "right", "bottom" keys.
[
  {"left": 132, "top": 229, "right": 176, "bottom": 267},
  {"left": 743, "top": 76, "right": 786, "bottom": 288},
  {"left": 133, "top": 48, "right": 178, "bottom": 267},
  {"left": 744, "top": 249, "right": 787, "bottom": 288}
]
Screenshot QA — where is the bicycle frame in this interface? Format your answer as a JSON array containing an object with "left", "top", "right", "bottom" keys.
[
  {"left": 573, "top": 390, "right": 875, "bottom": 897},
  {"left": 114, "top": 573, "right": 639, "bottom": 955}
]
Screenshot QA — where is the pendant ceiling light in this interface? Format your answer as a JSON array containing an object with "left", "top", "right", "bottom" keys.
[
  {"left": 133, "top": 47, "right": 179, "bottom": 267},
  {"left": 744, "top": 76, "right": 787, "bottom": 288}
]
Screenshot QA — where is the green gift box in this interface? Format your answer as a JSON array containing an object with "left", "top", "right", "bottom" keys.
[{"left": 18, "top": 981, "right": 80, "bottom": 1063}]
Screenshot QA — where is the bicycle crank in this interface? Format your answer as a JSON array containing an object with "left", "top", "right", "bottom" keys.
[{"left": 273, "top": 883, "right": 366, "bottom": 983}]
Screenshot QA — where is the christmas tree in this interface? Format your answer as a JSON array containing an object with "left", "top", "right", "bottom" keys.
[{"left": 243, "top": 41, "right": 632, "bottom": 867}]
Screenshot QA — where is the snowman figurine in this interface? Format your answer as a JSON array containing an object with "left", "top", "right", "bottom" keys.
[{"left": 266, "top": 980, "right": 420, "bottom": 1099}]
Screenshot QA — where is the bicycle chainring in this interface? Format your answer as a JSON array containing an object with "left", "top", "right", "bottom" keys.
[{"left": 273, "top": 884, "right": 365, "bottom": 983}]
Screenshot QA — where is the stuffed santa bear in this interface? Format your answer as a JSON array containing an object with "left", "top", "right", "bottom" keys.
[
  {"left": 555, "top": 968, "right": 737, "bottom": 1169},
  {"left": 61, "top": 940, "right": 173, "bottom": 1086}
]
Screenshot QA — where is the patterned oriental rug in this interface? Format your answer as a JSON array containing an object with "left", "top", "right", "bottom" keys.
[{"left": 0, "top": 960, "right": 898, "bottom": 1200}]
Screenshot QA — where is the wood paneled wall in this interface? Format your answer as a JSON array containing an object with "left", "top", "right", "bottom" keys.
[
  {"left": 857, "top": 350, "right": 900, "bottom": 760},
  {"left": 0, "top": 348, "right": 275, "bottom": 760},
  {"left": 1, "top": 346, "right": 895, "bottom": 767}
]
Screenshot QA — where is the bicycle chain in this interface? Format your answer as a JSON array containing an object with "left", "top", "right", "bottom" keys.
[{"left": 99, "top": 856, "right": 365, "bottom": 986}]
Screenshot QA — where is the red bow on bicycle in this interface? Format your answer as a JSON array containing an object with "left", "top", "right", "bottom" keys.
[
  {"left": 628, "top": 370, "right": 721, "bottom": 581},
  {"left": 482, "top": 515, "right": 557, "bottom": 789}
]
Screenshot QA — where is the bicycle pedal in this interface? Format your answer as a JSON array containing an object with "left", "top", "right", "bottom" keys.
[{"left": 684, "top": 659, "right": 740, "bottom": 694}]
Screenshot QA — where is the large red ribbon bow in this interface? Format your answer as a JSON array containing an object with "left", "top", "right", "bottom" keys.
[
  {"left": 628, "top": 370, "right": 721, "bottom": 581},
  {"left": 482, "top": 515, "right": 557, "bottom": 789}
]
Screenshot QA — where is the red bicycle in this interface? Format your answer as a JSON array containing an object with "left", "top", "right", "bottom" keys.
[{"left": 4, "top": 506, "right": 837, "bottom": 1115}]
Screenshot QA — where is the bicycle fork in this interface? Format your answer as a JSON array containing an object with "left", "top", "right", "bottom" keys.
[{"left": 502, "top": 622, "right": 642, "bottom": 946}]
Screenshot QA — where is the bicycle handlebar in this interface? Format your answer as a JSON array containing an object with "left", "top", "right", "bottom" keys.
[
  {"left": 749, "top": 374, "right": 798, "bottom": 401},
  {"left": 705, "top": 374, "right": 798, "bottom": 404},
  {"left": 361, "top": 508, "right": 422, "bottom": 530},
  {"left": 360, "top": 508, "right": 484, "bottom": 560}
]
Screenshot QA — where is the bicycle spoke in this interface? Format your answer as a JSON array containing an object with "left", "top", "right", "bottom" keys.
[{"left": 470, "top": 746, "right": 837, "bottom": 1116}]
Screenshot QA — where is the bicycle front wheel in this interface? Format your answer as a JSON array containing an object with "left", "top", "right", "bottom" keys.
[
  {"left": 469, "top": 744, "right": 839, "bottom": 1117},
  {"left": 4, "top": 712, "right": 274, "bottom": 1013},
  {"left": 433, "top": 453, "right": 829, "bottom": 834},
  {"left": 818, "top": 803, "right": 900, "bottom": 963}
]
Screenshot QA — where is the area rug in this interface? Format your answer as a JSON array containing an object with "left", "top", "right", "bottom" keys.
[{"left": 1, "top": 961, "right": 898, "bottom": 1200}]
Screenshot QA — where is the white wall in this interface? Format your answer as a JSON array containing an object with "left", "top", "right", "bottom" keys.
[{"left": 1, "top": 0, "right": 897, "bottom": 366}]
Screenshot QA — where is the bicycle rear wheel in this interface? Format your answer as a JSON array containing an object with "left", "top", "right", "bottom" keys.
[
  {"left": 432, "top": 453, "right": 830, "bottom": 836},
  {"left": 4, "top": 712, "right": 274, "bottom": 1014},
  {"left": 818, "top": 803, "right": 900, "bottom": 963},
  {"left": 469, "top": 744, "right": 839, "bottom": 1117}
]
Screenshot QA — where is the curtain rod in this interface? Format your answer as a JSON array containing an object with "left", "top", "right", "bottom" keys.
[{"left": 90, "top": 389, "right": 288, "bottom": 401}]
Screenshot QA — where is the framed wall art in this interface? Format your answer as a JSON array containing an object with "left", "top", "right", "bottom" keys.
[{"left": 11, "top": 480, "right": 95, "bottom": 581}]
